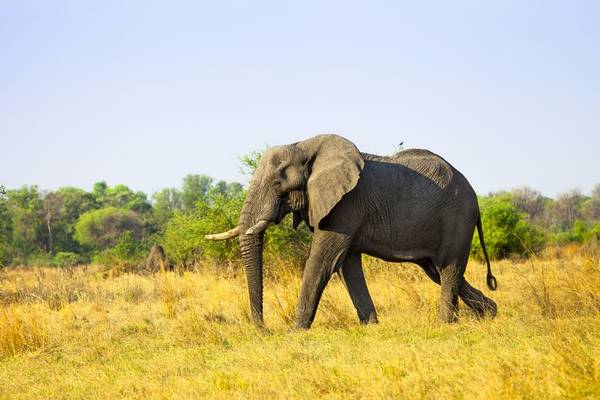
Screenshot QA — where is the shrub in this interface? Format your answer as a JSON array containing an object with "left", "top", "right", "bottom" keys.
[
  {"left": 94, "top": 231, "right": 145, "bottom": 268},
  {"left": 164, "top": 194, "right": 244, "bottom": 266},
  {"left": 472, "top": 193, "right": 545, "bottom": 259},
  {"left": 163, "top": 187, "right": 312, "bottom": 268},
  {"left": 263, "top": 215, "right": 311, "bottom": 267},
  {"left": 54, "top": 252, "right": 84, "bottom": 267},
  {"left": 74, "top": 207, "right": 143, "bottom": 250},
  {"left": 0, "top": 186, "right": 12, "bottom": 267},
  {"left": 550, "top": 220, "right": 600, "bottom": 245},
  {"left": 26, "top": 253, "right": 57, "bottom": 268}
]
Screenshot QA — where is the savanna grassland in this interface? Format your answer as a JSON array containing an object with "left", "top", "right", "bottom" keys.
[{"left": 1, "top": 249, "right": 599, "bottom": 399}]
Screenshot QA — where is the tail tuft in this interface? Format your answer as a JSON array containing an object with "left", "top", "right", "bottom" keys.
[
  {"left": 486, "top": 273, "right": 497, "bottom": 291},
  {"left": 477, "top": 215, "right": 498, "bottom": 291}
]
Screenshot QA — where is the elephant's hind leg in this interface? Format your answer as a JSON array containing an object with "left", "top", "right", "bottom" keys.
[
  {"left": 418, "top": 259, "right": 497, "bottom": 319},
  {"left": 416, "top": 258, "right": 440, "bottom": 285},
  {"left": 416, "top": 257, "right": 459, "bottom": 322},
  {"left": 438, "top": 263, "right": 461, "bottom": 323},
  {"left": 459, "top": 280, "right": 497, "bottom": 318},
  {"left": 338, "top": 253, "right": 378, "bottom": 324}
]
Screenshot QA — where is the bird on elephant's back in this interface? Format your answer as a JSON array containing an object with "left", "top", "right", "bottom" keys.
[{"left": 206, "top": 134, "right": 497, "bottom": 330}]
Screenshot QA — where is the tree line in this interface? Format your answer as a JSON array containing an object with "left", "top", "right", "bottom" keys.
[{"left": 1, "top": 154, "right": 599, "bottom": 268}]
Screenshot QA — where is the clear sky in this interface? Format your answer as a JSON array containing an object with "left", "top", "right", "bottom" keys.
[{"left": 1, "top": 1, "right": 599, "bottom": 198}]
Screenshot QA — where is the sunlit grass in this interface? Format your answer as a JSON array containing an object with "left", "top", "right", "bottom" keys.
[{"left": 0, "top": 252, "right": 599, "bottom": 399}]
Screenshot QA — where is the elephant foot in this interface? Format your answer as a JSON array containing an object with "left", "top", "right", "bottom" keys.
[
  {"left": 438, "top": 313, "right": 459, "bottom": 323},
  {"left": 359, "top": 311, "right": 379, "bottom": 325},
  {"left": 438, "top": 303, "right": 459, "bottom": 323},
  {"left": 471, "top": 298, "right": 497, "bottom": 319},
  {"left": 459, "top": 280, "right": 497, "bottom": 319},
  {"left": 251, "top": 317, "right": 267, "bottom": 331},
  {"left": 291, "top": 319, "right": 312, "bottom": 331}
]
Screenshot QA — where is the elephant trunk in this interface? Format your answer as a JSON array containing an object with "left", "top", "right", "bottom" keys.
[
  {"left": 239, "top": 232, "right": 264, "bottom": 326},
  {"left": 237, "top": 180, "right": 278, "bottom": 327}
]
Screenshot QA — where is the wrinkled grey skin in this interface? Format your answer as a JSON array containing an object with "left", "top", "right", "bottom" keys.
[{"left": 208, "top": 134, "right": 497, "bottom": 329}]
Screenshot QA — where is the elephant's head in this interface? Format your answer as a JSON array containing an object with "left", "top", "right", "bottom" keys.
[{"left": 206, "top": 134, "right": 364, "bottom": 325}]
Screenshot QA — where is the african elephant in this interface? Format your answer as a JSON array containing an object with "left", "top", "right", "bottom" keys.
[{"left": 207, "top": 134, "right": 497, "bottom": 329}]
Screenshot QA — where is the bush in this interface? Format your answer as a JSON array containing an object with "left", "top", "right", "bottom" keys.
[
  {"left": 26, "top": 253, "right": 56, "bottom": 268},
  {"left": 74, "top": 207, "right": 143, "bottom": 250},
  {"left": 550, "top": 220, "right": 600, "bottom": 245},
  {"left": 54, "top": 252, "right": 85, "bottom": 267},
  {"left": 94, "top": 231, "right": 146, "bottom": 268},
  {"left": 0, "top": 186, "right": 12, "bottom": 267},
  {"left": 164, "top": 194, "right": 244, "bottom": 266},
  {"left": 263, "top": 215, "right": 311, "bottom": 267},
  {"left": 472, "top": 194, "right": 545, "bottom": 259},
  {"left": 163, "top": 187, "right": 313, "bottom": 268}
]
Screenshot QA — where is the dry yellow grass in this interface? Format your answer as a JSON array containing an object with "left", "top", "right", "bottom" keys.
[{"left": 0, "top": 252, "right": 599, "bottom": 399}]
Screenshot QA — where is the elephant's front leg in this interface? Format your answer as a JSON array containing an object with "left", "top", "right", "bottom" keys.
[
  {"left": 338, "top": 253, "right": 378, "bottom": 324},
  {"left": 294, "top": 230, "right": 352, "bottom": 330}
]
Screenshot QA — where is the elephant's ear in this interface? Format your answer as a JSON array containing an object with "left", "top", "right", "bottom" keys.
[{"left": 299, "top": 134, "right": 364, "bottom": 228}]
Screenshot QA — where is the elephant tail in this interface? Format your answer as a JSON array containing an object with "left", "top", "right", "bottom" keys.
[{"left": 477, "top": 215, "right": 497, "bottom": 291}]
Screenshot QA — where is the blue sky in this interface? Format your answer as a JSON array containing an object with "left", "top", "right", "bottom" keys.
[{"left": 1, "top": 1, "right": 599, "bottom": 198}]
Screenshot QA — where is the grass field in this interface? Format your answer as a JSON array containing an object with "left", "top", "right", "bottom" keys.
[{"left": 1, "top": 249, "right": 599, "bottom": 399}]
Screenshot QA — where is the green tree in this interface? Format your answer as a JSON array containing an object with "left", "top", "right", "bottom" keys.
[
  {"left": 181, "top": 174, "right": 213, "bottom": 211},
  {"left": 581, "top": 183, "right": 600, "bottom": 222},
  {"left": 104, "top": 184, "right": 151, "bottom": 214},
  {"left": 263, "top": 214, "right": 311, "bottom": 266},
  {"left": 55, "top": 187, "right": 95, "bottom": 253},
  {"left": 95, "top": 230, "right": 145, "bottom": 267},
  {"left": 552, "top": 219, "right": 600, "bottom": 245},
  {"left": 511, "top": 187, "right": 548, "bottom": 222},
  {"left": 472, "top": 193, "right": 545, "bottom": 259},
  {"left": 151, "top": 188, "right": 183, "bottom": 230},
  {"left": 54, "top": 251, "right": 84, "bottom": 267},
  {"left": 164, "top": 191, "right": 244, "bottom": 265},
  {"left": 239, "top": 149, "right": 263, "bottom": 176},
  {"left": 0, "top": 185, "right": 13, "bottom": 266},
  {"left": 74, "top": 207, "right": 143, "bottom": 250},
  {"left": 91, "top": 181, "right": 151, "bottom": 214},
  {"left": 164, "top": 150, "right": 311, "bottom": 267},
  {"left": 211, "top": 181, "right": 244, "bottom": 198},
  {"left": 41, "top": 191, "right": 64, "bottom": 254},
  {"left": 6, "top": 186, "right": 45, "bottom": 261},
  {"left": 548, "top": 189, "right": 586, "bottom": 230},
  {"left": 92, "top": 181, "right": 108, "bottom": 204}
]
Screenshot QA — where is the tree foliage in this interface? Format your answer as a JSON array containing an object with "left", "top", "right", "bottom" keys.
[
  {"left": 181, "top": 174, "right": 213, "bottom": 211},
  {"left": 0, "top": 185, "right": 12, "bottom": 266},
  {"left": 472, "top": 194, "right": 545, "bottom": 259},
  {"left": 151, "top": 187, "right": 183, "bottom": 230},
  {"left": 239, "top": 149, "right": 263, "bottom": 176},
  {"left": 94, "top": 230, "right": 146, "bottom": 268},
  {"left": 5, "top": 186, "right": 45, "bottom": 262},
  {"left": 74, "top": 207, "right": 143, "bottom": 250},
  {"left": 1, "top": 156, "right": 599, "bottom": 268},
  {"left": 93, "top": 182, "right": 151, "bottom": 214},
  {"left": 164, "top": 190, "right": 245, "bottom": 266}
]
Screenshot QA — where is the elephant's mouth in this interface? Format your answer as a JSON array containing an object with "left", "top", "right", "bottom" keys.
[
  {"left": 284, "top": 189, "right": 307, "bottom": 211},
  {"left": 271, "top": 190, "right": 307, "bottom": 225}
]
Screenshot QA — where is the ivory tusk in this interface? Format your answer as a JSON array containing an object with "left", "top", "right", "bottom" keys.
[
  {"left": 245, "top": 219, "right": 270, "bottom": 235},
  {"left": 205, "top": 226, "right": 240, "bottom": 240}
]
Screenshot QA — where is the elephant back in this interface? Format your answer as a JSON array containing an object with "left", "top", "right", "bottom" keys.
[{"left": 363, "top": 149, "right": 454, "bottom": 190}]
